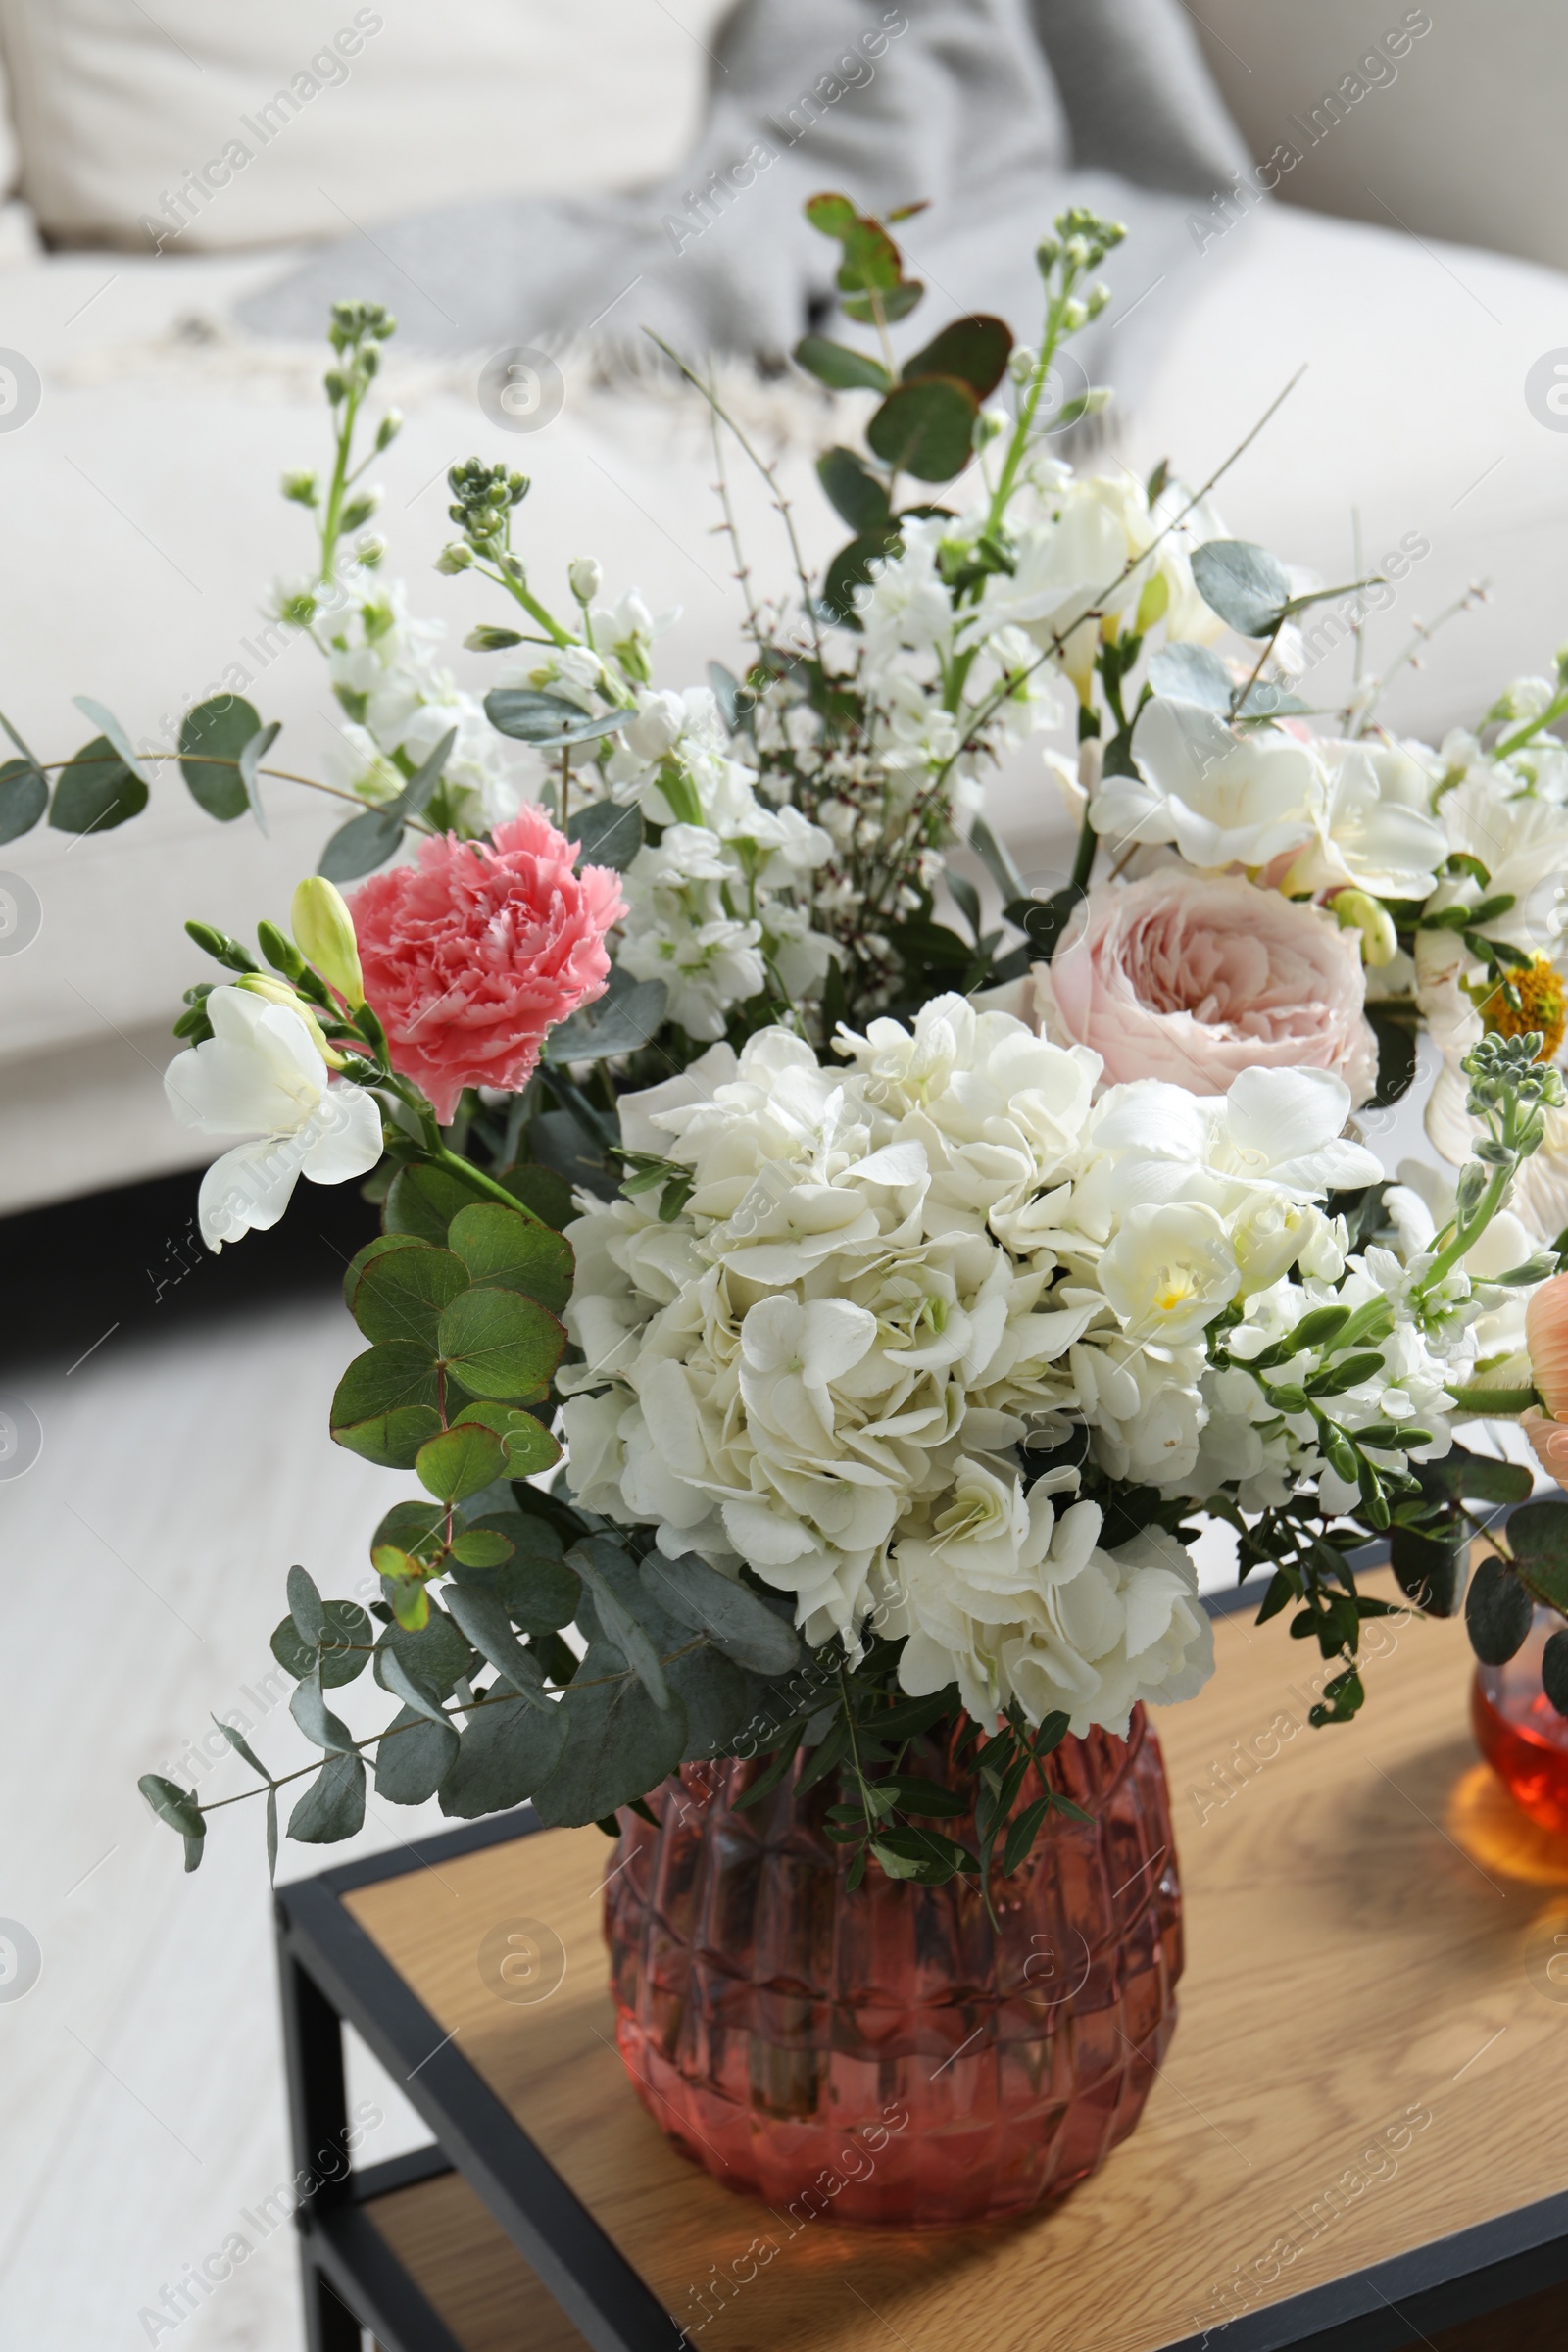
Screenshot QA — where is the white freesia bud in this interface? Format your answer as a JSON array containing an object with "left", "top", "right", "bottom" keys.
[
  {"left": 164, "top": 987, "right": 382, "bottom": 1252},
  {"left": 292, "top": 876, "right": 366, "bottom": 1007},
  {"left": 976, "top": 406, "right": 1009, "bottom": 447},
  {"left": 1008, "top": 345, "right": 1038, "bottom": 384},
  {"left": 235, "top": 973, "right": 348, "bottom": 1067},
  {"left": 1333, "top": 888, "right": 1398, "bottom": 968},
  {"left": 568, "top": 558, "right": 603, "bottom": 604}
]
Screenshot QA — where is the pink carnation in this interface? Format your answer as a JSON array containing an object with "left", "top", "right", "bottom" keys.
[
  {"left": 348, "top": 808, "right": 625, "bottom": 1122},
  {"left": 1038, "top": 870, "right": 1377, "bottom": 1102}
]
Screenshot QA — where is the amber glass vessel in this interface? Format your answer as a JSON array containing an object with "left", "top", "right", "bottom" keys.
[
  {"left": 605, "top": 1706, "right": 1182, "bottom": 2228},
  {"left": 1472, "top": 1607, "right": 1568, "bottom": 1836}
]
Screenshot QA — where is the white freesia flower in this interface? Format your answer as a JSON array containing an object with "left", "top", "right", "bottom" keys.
[
  {"left": 164, "top": 987, "right": 383, "bottom": 1252},
  {"left": 1098, "top": 700, "right": 1320, "bottom": 870},
  {"left": 1283, "top": 737, "right": 1447, "bottom": 901}
]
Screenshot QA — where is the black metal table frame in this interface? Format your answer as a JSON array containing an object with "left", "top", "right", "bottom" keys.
[{"left": 275, "top": 1790, "right": 1568, "bottom": 2352}]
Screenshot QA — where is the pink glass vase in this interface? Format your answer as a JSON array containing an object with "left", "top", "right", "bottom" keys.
[
  {"left": 604, "top": 1705, "right": 1182, "bottom": 2228},
  {"left": 1472, "top": 1606, "right": 1568, "bottom": 1836}
]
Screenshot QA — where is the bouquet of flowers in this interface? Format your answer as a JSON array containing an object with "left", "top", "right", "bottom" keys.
[{"left": 24, "top": 196, "right": 1568, "bottom": 1884}]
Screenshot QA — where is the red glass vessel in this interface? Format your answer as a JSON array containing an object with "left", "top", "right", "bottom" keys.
[
  {"left": 1472, "top": 1608, "right": 1568, "bottom": 1836},
  {"left": 605, "top": 1706, "right": 1182, "bottom": 2228}
]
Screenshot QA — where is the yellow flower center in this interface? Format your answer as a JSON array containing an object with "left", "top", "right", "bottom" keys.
[
  {"left": 1481, "top": 954, "right": 1568, "bottom": 1063},
  {"left": 1153, "top": 1266, "right": 1198, "bottom": 1314}
]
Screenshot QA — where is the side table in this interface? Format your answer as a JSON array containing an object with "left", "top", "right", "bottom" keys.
[{"left": 273, "top": 1573, "right": 1568, "bottom": 2352}]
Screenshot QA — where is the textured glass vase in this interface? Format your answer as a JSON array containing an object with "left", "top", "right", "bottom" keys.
[
  {"left": 605, "top": 1705, "right": 1182, "bottom": 2227},
  {"left": 1472, "top": 1606, "right": 1568, "bottom": 1836}
]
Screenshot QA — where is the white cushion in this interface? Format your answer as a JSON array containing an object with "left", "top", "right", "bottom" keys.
[{"left": 0, "top": 0, "right": 730, "bottom": 251}]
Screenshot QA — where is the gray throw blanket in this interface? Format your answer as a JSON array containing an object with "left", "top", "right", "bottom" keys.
[{"left": 239, "top": 0, "right": 1250, "bottom": 395}]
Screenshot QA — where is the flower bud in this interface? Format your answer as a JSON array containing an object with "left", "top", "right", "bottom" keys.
[
  {"left": 281, "top": 469, "right": 318, "bottom": 507},
  {"left": 1008, "top": 345, "right": 1038, "bottom": 384},
  {"left": 291, "top": 875, "right": 366, "bottom": 1008},
  {"left": 568, "top": 557, "right": 603, "bottom": 604},
  {"left": 235, "top": 974, "right": 347, "bottom": 1066},
  {"left": 1062, "top": 298, "right": 1089, "bottom": 333},
  {"left": 375, "top": 408, "right": 404, "bottom": 451},
  {"left": 435, "top": 542, "right": 474, "bottom": 574},
  {"left": 1333, "top": 888, "right": 1398, "bottom": 967}
]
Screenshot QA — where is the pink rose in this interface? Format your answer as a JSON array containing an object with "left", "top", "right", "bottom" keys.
[
  {"left": 1039, "top": 870, "right": 1378, "bottom": 1102},
  {"left": 348, "top": 808, "right": 626, "bottom": 1122},
  {"left": 1525, "top": 1277, "right": 1568, "bottom": 1488}
]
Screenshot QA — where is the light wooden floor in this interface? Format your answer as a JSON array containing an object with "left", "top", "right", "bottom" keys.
[{"left": 0, "top": 1296, "right": 442, "bottom": 2351}]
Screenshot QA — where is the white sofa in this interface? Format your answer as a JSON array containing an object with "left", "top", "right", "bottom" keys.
[{"left": 3, "top": 1, "right": 1567, "bottom": 1214}]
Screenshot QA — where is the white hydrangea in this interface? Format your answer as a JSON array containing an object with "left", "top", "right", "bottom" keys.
[{"left": 559, "top": 1002, "right": 1399, "bottom": 1734}]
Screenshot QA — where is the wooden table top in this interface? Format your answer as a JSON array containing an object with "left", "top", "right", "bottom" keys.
[{"left": 346, "top": 1570, "right": 1568, "bottom": 2352}]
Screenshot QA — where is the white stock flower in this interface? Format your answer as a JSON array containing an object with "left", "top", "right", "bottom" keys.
[{"left": 164, "top": 987, "right": 382, "bottom": 1252}]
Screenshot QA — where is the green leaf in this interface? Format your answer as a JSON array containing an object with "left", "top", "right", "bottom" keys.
[
  {"left": 439, "top": 1690, "right": 567, "bottom": 1819},
  {"left": 49, "top": 736, "right": 149, "bottom": 834},
  {"left": 443, "top": 1583, "right": 551, "bottom": 1701},
  {"left": 1465, "top": 1554, "right": 1534, "bottom": 1665},
  {"left": 1003, "top": 883, "right": 1085, "bottom": 960},
  {"left": 330, "top": 1343, "right": 443, "bottom": 1467},
  {"left": 841, "top": 280, "right": 923, "bottom": 326},
  {"left": 483, "top": 689, "right": 626, "bottom": 748},
  {"left": 391, "top": 727, "right": 456, "bottom": 821},
  {"left": 1367, "top": 1009, "right": 1419, "bottom": 1111},
  {"left": 1499, "top": 1499, "right": 1568, "bottom": 1571},
  {"left": 871, "top": 1826, "right": 972, "bottom": 1883},
  {"left": 210, "top": 1716, "right": 271, "bottom": 1785},
  {"left": 866, "top": 376, "right": 978, "bottom": 484},
  {"left": 379, "top": 1646, "right": 456, "bottom": 1733},
  {"left": 804, "top": 191, "right": 859, "bottom": 239},
  {"left": 177, "top": 696, "right": 260, "bottom": 820},
  {"left": 289, "top": 1749, "right": 367, "bottom": 1843},
  {"left": 344, "top": 1236, "right": 470, "bottom": 1348},
  {"left": 447, "top": 1203, "right": 573, "bottom": 1316},
  {"left": 571, "top": 1540, "right": 672, "bottom": 1711},
  {"left": 270, "top": 1599, "right": 373, "bottom": 1688},
  {"left": 290, "top": 1674, "right": 354, "bottom": 1753},
  {"left": 498, "top": 1163, "right": 575, "bottom": 1231},
  {"left": 821, "top": 527, "right": 900, "bottom": 626},
  {"left": 464, "top": 1517, "right": 580, "bottom": 1631},
  {"left": 72, "top": 696, "right": 151, "bottom": 787},
  {"left": 816, "top": 446, "right": 894, "bottom": 532},
  {"left": 1147, "top": 641, "right": 1233, "bottom": 711},
  {"left": 530, "top": 1642, "right": 688, "bottom": 1827},
  {"left": 376, "top": 1604, "right": 475, "bottom": 1701},
  {"left": 545, "top": 965, "right": 668, "bottom": 1064},
  {"left": 0, "top": 756, "right": 48, "bottom": 842},
  {"left": 1417, "top": 1446, "right": 1534, "bottom": 1507},
  {"left": 1189, "top": 540, "right": 1292, "bottom": 639},
  {"left": 375, "top": 1703, "right": 459, "bottom": 1804},
  {"left": 967, "top": 815, "right": 1028, "bottom": 906},
  {"left": 439, "top": 1286, "right": 564, "bottom": 1402},
  {"left": 384, "top": 1162, "right": 494, "bottom": 1245},
  {"left": 139, "top": 1774, "right": 204, "bottom": 1842},
  {"left": 237, "top": 719, "right": 280, "bottom": 833},
  {"left": 663, "top": 1645, "right": 751, "bottom": 1760},
  {"left": 371, "top": 1498, "right": 449, "bottom": 1567},
  {"left": 566, "top": 800, "right": 644, "bottom": 873},
  {"left": 794, "top": 335, "right": 890, "bottom": 394},
  {"left": 901, "top": 316, "right": 1011, "bottom": 400},
  {"left": 1390, "top": 1525, "right": 1468, "bottom": 1617},
  {"left": 1001, "top": 1796, "right": 1052, "bottom": 1876},
  {"left": 449, "top": 1397, "right": 561, "bottom": 1477},
  {"left": 287, "top": 1564, "right": 326, "bottom": 1647},
  {"left": 416, "top": 1421, "right": 507, "bottom": 1503},
  {"left": 640, "top": 1553, "right": 803, "bottom": 1675},
  {"left": 1544, "top": 1629, "right": 1568, "bottom": 1718},
  {"left": 318, "top": 805, "right": 403, "bottom": 883},
  {"left": 449, "top": 1528, "right": 514, "bottom": 1568}
]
